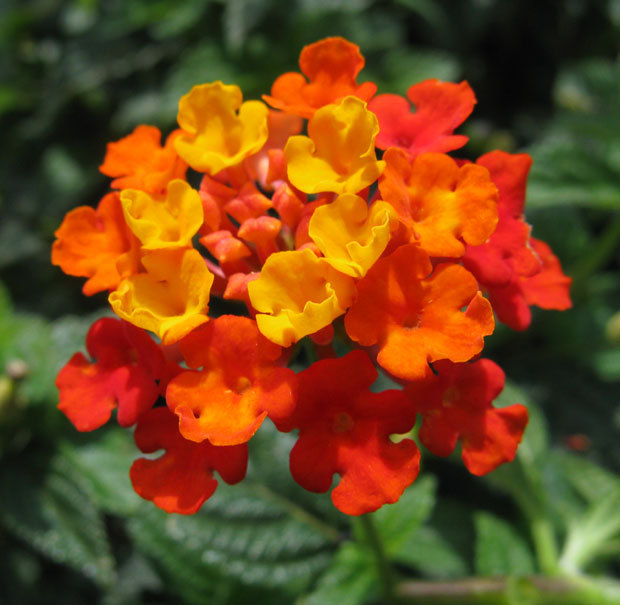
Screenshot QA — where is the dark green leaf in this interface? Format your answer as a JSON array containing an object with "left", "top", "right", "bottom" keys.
[
  {"left": 474, "top": 511, "right": 535, "bottom": 576},
  {"left": 60, "top": 429, "right": 142, "bottom": 516},
  {"left": 373, "top": 475, "right": 437, "bottom": 557},
  {"left": 300, "top": 543, "right": 377, "bottom": 605},
  {"left": 0, "top": 451, "right": 115, "bottom": 587}
]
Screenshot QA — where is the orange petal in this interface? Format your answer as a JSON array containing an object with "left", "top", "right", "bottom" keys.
[
  {"left": 166, "top": 316, "right": 297, "bottom": 445},
  {"left": 345, "top": 245, "right": 494, "bottom": 380},
  {"left": 51, "top": 192, "right": 140, "bottom": 295},
  {"left": 100, "top": 125, "right": 187, "bottom": 195},
  {"left": 379, "top": 150, "right": 498, "bottom": 257},
  {"left": 263, "top": 37, "right": 377, "bottom": 118}
]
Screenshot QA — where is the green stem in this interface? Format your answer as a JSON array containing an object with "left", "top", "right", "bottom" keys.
[
  {"left": 530, "top": 516, "right": 560, "bottom": 576},
  {"left": 356, "top": 513, "right": 396, "bottom": 603},
  {"left": 396, "top": 575, "right": 620, "bottom": 605}
]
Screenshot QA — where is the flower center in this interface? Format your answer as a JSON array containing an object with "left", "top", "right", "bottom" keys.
[{"left": 332, "top": 411, "right": 354, "bottom": 433}]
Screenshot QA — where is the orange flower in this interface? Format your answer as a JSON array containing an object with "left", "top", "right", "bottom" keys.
[
  {"left": 345, "top": 245, "right": 494, "bottom": 380},
  {"left": 130, "top": 407, "right": 248, "bottom": 514},
  {"left": 378, "top": 149, "right": 498, "bottom": 257},
  {"left": 51, "top": 192, "right": 140, "bottom": 295},
  {"left": 199, "top": 230, "right": 253, "bottom": 275},
  {"left": 284, "top": 96, "right": 385, "bottom": 194},
  {"left": 284, "top": 350, "right": 419, "bottom": 515},
  {"left": 166, "top": 316, "right": 297, "bottom": 445},
  {"left": 404, "top": 359, "right": 529, "bottom": 475},
  {"left": 99, "top": 125, "right": 187, "bottom": 195},
  {"left": 244, "top": 110, "right": 303, "bottom": 188},
  {"left": 263, "top": 37, "right": 376, "bottom": 118}
]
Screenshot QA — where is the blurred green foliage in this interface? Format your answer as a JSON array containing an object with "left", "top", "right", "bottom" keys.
[{"left": 1, "top": 0, "right": 619, "bottom": 603}]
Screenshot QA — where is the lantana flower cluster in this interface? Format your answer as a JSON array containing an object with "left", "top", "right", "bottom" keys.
[{"left": 52, "top": 37, "right": 572, "bottom": 516}]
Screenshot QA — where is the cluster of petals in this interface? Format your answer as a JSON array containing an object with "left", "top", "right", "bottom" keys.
[
  {"left": 462, "top": 151, "right": 572, "bottom": 329},
  {"left": 403, "top": 359, "right": 529, "bottom": 475},
  {"left": 53, "top": 35, "right": 573, "bottom": 517}
]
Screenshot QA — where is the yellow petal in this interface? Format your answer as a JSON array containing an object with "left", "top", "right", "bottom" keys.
[
  {"left": 109, "top": 248, "right": 213, "bottom": 344},
  {"left": 309, "top": 194, "right": 395, "bottom": 277},
  {"left": 284, "top": 96, "right": 385, "bottom": 194},
  {"left": 248, "top": 248, "right": 355, "bottom": 347},
  {"left": 120, "top": 179, "right": 203, "bottom": 250},
  {"left": 175, "top": 82, "right": 269, "bottom": 174}
]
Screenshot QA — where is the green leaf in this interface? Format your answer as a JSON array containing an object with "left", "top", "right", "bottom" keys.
[
  {"left": 101, "top": 552, "right": 162, "bottom": 605},
  {"left": 474, "top": 511, "right": 535, "bottom": 576},
  {"left": 526, "top": 59, "right": 620, "bottom": 211},
  {"left": 60, "top": 428, "right": 142, "bottom": 516},
  {"left": 0, "top": 449, "right": 115, "bottom": 587},
  {"left": 370, "top": 47, "right": 460, "bottom": 94},
  {"left": 560, "top": 487, "right": 620, "bottom": 572},
  {"left": 396, "top": 525, "right": 468, "bottom": 578},
  {"left": 0, "top": 309, "right": 105, "bottom": 405},
  {"left": 300, "top": 543, "right": 377, "bottom": 605},
  {"left": 373, "top": 475, "right": 437, "bottom": 557},
  {"left": 550, "top": 450, "right": 620, "bottom": 505}
]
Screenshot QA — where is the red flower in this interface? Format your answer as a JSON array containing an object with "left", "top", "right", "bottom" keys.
[
  {"left": 404, "top": 359, "right": 529, "bottom": 475},
  {"left": 130, "top": 407, "right": 247, "bottom": 514},
  {"left": 285, "top": 350, "right": 419, "bottom": 515},
  {"left": 463, "top": 151, "right": 540, "bottom": 286},
  {"left": 369, "top": 79, "right": 475, "bottom": 156},
  {"left": 56, "top": 318, "right": 165, "bottom": 431}
]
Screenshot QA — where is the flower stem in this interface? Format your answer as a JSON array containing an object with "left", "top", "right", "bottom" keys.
[
  {"left": 395, "top": 575, "right": 620, "bottom": 605},
  {"left": 356, "top": 513, "right": 396, "bottom": 603},
  {"left": 530, "top": 515, "right": 560, "bottom": 576}
]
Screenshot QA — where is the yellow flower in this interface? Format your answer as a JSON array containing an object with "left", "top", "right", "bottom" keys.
[
  {"left": 309, "top": 194, "right": 395, "bottom": 278},
  {"left": 109, "top": 248, "right": 214, "bottom": 345},
  {"left": 175, "top": 81, "right": 269, "bottom": 174},
  {"left": 120, "top": 179, "right": 203, "bottom": 250},
  {"left": 284, "top": 96, "right": 385, "bottom": 194},
  {"left": 248, "top": 248, "right": 355, "bottom": 347}
]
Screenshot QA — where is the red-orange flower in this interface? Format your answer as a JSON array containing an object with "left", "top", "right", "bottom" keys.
[
  {"left": 284, "top": 350, "right": 419, "bottom": 515},
  {"left": 487, "top": 237, "right": 572, "bottom": 330},
  {"left": 130, "top": 407, "right": 248, "bottom": 514},
  {"left": 521, "top": 238, "right": 572, "bottom": 309},
  {"left": 378, "top": 149, "right": 498, "bottom": 257},
  {"left": 51, "top": 192, "right": 140, "bottom": 295},
  {"left": 369, "top": 79, "right": 476, "bottom": 156},
  {"left": 263, "top": 37, "right": 377, "bottom": 118},
  {"left": 166, "top": 315, "right": 297, "bottom": 445},
  {"left": 345, "top": 245, "right": 494, "bottom": 380},
  {"left": 463, "top": 151, "right": 540, "bottom": 286},
  {"left": 99, "top": 125, "right": 187, "bottom": 195},
  {"left": 403, "top": 359, "right": 529, "bottom": 475},
  {"left": 56, "top": 318, "right": 165, "bottom": 431}
]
